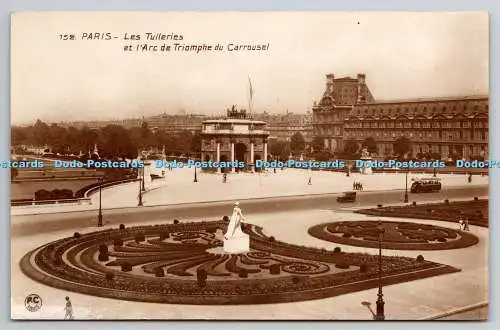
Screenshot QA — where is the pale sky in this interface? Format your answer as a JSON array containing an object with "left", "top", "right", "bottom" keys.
[{"left": 11, "top": 11, "right": 489, "bottom": 125}]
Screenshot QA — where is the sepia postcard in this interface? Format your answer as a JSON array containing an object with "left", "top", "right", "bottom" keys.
[{"left": 10, "top": 11, "right": 489, "bottom": 320}]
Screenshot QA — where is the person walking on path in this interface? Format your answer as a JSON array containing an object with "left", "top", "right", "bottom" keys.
[{"left": 64, "top": 296, "right": 73, "bottom": 320}]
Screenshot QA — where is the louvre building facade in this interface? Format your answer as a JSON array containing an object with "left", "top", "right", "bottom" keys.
[{"left": 312, "top": 73, "right": 489, "bottom": 160}]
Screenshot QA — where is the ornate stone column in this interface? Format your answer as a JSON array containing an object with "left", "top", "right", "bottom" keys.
[
  {"left": 216, "top": 140, "right": 221, "bottom": 173},
  {"left": 263, "top": 138, "right": 268, "bottom": 162},
  {"left": 231, "top": 139, "right": 235, "bottom": 173}
]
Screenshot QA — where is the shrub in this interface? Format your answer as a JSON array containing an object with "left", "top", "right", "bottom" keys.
[
  {"left": 155, "top": 268, "right": 165, "bottom": 277},
  {"left": 474, "top": 197, "right": 479, "bottom": 201},
  {"left": 412, "top": 201, "right": 417, "bottom": 206},
  {"left": 377, "top": 204, "right": 383, "bottom": 208},
  {"left": 342, "top": 233, "right": 352, "bottom": 238},
  {"left": 51, "top": 189, "right": 62, "bottom": 199},
  {"left": 113, "top": 238, "right": 123, "bottom": 247},
  {"left": 360, "top": 264, "right": 368, "bottom": 273},
  {"left": 444, "top": 199, "right": 449, "bottom": 204},
  {"left": 73, "top": 232, "right": 81, "bottom": 238},
  {"left": 135, "top": 234, "right": 145, "bottom": 242},
  {"left": 269, "top": 264, "right": 281, "bottom": 275},
  {"left": 121, "top": 262, "right": 132, "bottom": 272},
  {"left": 105, "top": 272, "right": 115, "bottom": 280},
  {"left": 60, "top": 189, "right": 74, "bottom": 199},
  {"left": 426, "top": 208, "right": 433, "bottom": 214},
  {"left": 119, "top": 224, "right": 125, "bottom": 230},
  {"left": 333, "top": 247, "right": 342, "bottom": 253},
  {"left": 46, "top": 244, "right": 55, "bottom": 251},
  {"left": 35, "top": 189, "right": 52, "bottom": 201},
  {"left": 98, "top": 244, "right": 108, "bottom": 253},
  {"left": 197, "top": 269, "right": 207, "bottom": 281},
  {"left": 416, "top": 255, "right": 424, "bottom": 262},
  {"left": 197, "top": 269, "right": 207, "bottom": 287},
  {"left": 437, "top": 237, "right": 447, "bottom": 242},
  {"left": 239, "top": 269, "right": 249, "bottom": 278},
  {"left": 173, "top": 219, "right": 180, "bottom": 224},
  {"left": 269, "top": 236, "right": 276, "bottom": 242},
  {"left": 335, "top": 263, "right": 350, "bottom": 269},
  {"left": 98, "top": 252, "right": 109, "bottom": 261},
  {"left": 222, "top": 216, "right": 229, "bottom": 222}
]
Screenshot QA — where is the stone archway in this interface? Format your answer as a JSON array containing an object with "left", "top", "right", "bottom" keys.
[
  {"left": 220, "top": 155, "right": 228, "bottom": 173},
  {"left": 235, "top": 143, "right": 247, "bottom": 171}
]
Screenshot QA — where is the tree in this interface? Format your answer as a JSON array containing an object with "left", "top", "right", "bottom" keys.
[
  {"left": 48, "top": 124, "right": 69, "bottom": 154},
  {"left": 32, "top": 119, "right": 50, "bottom": 146},
  {"left": 362, "top": 136, "right": 378, "bottom": 154},
  {"left": 99, "top": 125, "right": 137, "bottom": 159},
  {"left": 190, "top": 132, "right": 202, "bottom": 154},
  {"left": 268, "top": 140, "right": 291, "bottom": 161},
  {"left": 311, "top": 136, "right": 324, "bottom": 153},
  {"left": 290, "top": 132, "right": 306, "bottom": 155},
  {"left": 11, "top": 127, "right": 27, "bottom": 146},
  {"left": 393, "top": 137, "right": 412, "bottom": 158},
  {"left": 342, "top": 139, "right": 358, "bottom": 159},
  {"left": 79, "top": 127, "right": 99, "bottom": 155}
]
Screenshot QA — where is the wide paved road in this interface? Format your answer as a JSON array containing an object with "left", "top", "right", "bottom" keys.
[{"left": 12, "top": 185, "right": 487, "bottom": 236}]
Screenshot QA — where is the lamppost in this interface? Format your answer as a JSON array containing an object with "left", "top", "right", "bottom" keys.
[
  {"left": 97, "top": 178, "right": 103, "bottom": 227},
  {"left": 141, "top": 163, "right": 146, "bottom": 191},
  {"left": 374, "top": 220, "right": 385, "bottom": 320},
  {"left": 194, "top": 166, "right": 198, "bottom": 182},
  {"left": 433, "top": 167, "right": 437, "bottom": 177},
  {"left": 404, "top": 169, "right": 409, "bottom": 203},
  {"left": 138, "top": 168, "right": 143, "bottom": 207}
]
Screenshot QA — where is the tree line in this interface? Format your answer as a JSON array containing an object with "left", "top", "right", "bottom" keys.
[{"left": 12, "top": 119, "right": 202, "bottom": 159}]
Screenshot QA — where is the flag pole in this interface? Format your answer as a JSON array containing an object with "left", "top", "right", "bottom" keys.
[{"left": 248, "top": 76, "right": 253, "bottom": 117}]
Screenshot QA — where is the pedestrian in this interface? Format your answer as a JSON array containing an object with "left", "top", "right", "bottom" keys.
[
  {"left": 223, "top": 173, "right": 227, "bottom": 183},
  {"left": 308, "top": 176, "right": 312, "bottom": 185},
  {"left": 64, "top": 296, "right": 73, "bottom": 320},
  {"left": 464, "top": 218, "right": 470, "bottom": 231}
]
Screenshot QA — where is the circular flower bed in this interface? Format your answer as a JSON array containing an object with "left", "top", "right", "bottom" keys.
[
  {"left": 20, "top": 220, "right": 459, "bottom": 305},
  {"left": 308, "top": 220, "right": 478, "bottom": 250}
]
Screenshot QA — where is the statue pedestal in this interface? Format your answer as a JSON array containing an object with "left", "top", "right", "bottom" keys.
[
  {"left": 223, "top": 234, "right": 250, "bottom": 254},
  {"left": 359, "top": 157, "right": 373, "bottom": 175}
]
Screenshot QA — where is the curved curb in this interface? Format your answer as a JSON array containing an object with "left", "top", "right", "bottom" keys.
[{"left": 420, "top": 301, "right": 488, "bottom": 320}]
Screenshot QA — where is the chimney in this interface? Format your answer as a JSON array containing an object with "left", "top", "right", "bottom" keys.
[
  {"left": 326, "top": 73, "right": 335, "bottom": 93},
  {"left": 357, "top": 73, "right": 366, "bottom": 103}
]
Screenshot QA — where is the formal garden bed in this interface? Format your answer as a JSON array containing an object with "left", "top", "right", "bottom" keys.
[
  {"left": 308, "top": 220, "right": 479, "bottom": 250},
  {"left": 355, "top": 199, "right": 488, "bottom": 227},
  {"left": 20, "top": 220, "right": 459, "bottom": 305}
]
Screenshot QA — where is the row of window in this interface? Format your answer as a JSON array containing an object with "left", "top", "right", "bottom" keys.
[
  {"left": 342, "top": 121, "right": 488, "bottom": 129},
  {"left": 342, "top": 130, "right": 487, "bottom": 141},
  {"left": 354, "top": 102, "right": 488, "bottom": 116}
]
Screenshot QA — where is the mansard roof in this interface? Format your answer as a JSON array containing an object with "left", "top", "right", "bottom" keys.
[{"left": 349, "top": 95, "right": 488, "bottom": 120}]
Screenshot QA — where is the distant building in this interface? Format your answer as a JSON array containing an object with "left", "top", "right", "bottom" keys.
[
  {"left": 146, "top": 114, "right": 208, "bottom": 134},
  {"left": 312, "top": 73, "right": 489, "bottom": 160},
  {"left": 253, "top": 112, "right": 313, "bottom": 142}
]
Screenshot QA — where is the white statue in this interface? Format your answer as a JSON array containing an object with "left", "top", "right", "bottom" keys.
[
  {"left": 223, "top": 201, "right": 250, "bottom": 253},
  {"left": 225, "top": 202, "right": 245, "bottom": 239},
  {"left": 361, "top": 147, "right": 371, "bottom": 159}
]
